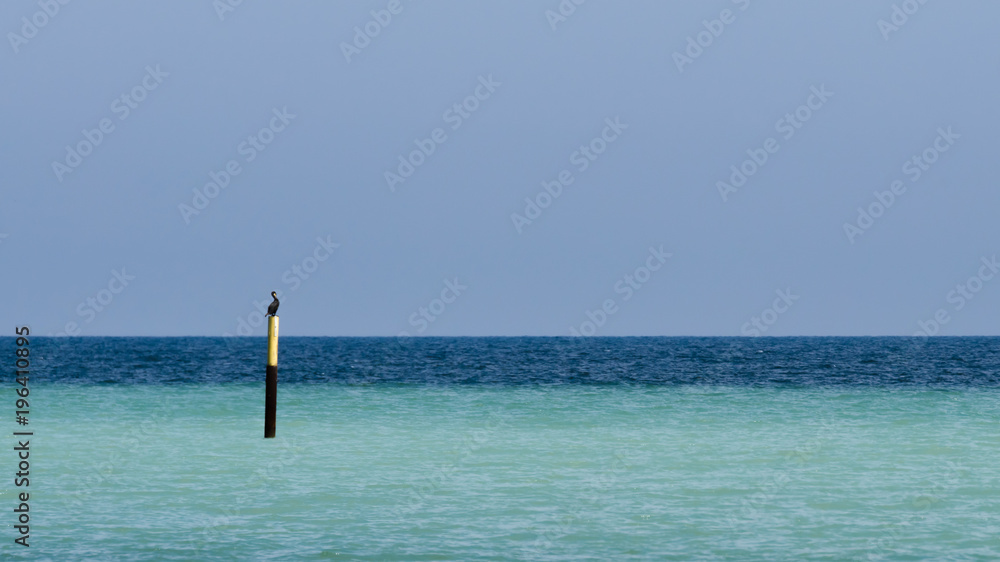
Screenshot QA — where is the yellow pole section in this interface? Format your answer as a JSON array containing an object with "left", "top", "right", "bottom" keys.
[{"left": 267, "top": 316, "right": 279, "bottom": 367}]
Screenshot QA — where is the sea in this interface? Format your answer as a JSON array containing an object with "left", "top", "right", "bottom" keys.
[{"left": 3, "top": 336, "right": 1000, "bottom": 560}]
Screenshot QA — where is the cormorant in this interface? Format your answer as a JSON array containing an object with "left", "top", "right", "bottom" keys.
[{"left": 267, "top": 291, "right": 279, "bottom": 317}]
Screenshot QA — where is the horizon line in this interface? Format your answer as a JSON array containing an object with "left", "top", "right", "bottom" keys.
[{"left": 12, "top": 334, "right": 1000, "bottom": 339}]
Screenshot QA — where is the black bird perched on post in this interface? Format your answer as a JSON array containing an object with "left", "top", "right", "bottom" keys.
[{"left": 267, "top": 291, "right": 279, "bottom": 317}]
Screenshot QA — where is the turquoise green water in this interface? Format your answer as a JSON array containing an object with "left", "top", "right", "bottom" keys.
[{"left": 6, "top": 384, "right": 999, "bottom": 559}]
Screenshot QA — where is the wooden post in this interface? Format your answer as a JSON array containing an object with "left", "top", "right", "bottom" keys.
[{"left": 265, "top": 315, "right": 278, "bottom": 438}]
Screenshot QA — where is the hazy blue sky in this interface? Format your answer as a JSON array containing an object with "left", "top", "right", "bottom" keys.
[{"left": 3, "top": 1, "right": 998, "bottom": 337}]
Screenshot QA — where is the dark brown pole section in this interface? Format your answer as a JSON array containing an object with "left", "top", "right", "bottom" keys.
[
  {"left": 265, "top": 315, "right": 278, "bottom": 438},
  {"left": 265, "top": 365, "right": 277, "bottom": 438}
]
